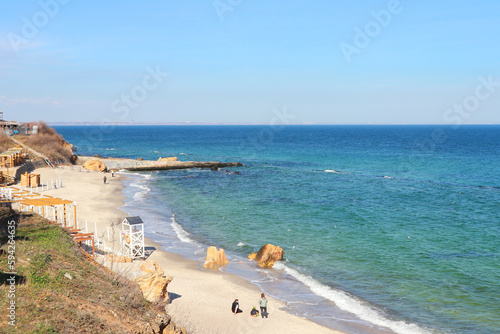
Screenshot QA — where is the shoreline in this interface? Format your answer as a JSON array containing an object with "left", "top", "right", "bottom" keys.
[{"left": 34, "top": 166, "right": 345, "bottom": 334}]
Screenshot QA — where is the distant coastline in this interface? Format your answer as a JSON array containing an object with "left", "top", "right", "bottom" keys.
[{"left": 46, "top": 122, "right": 500, "bottom": 126}]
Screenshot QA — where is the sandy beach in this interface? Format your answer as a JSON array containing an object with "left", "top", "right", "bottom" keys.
[{"left": 35, "top": 166, "right": 344, "bottom": 334}]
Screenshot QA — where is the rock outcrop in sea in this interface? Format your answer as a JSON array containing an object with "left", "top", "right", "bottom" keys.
[{"left": 248, "top": 244, "right": 284, "bottom": 268}]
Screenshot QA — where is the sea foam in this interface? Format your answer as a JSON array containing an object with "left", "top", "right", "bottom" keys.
[
  {"left": 171, "top": 215, "right": 194, "bottom": 243},
  {"left": 130, "top": 182, "right": 151, "bottom": 201},
  {"left": 324, "top": 169, "right": 340, "bottom": 173},
  {"left": 273, "top": 262, "right": 432, "bottom": 334}
]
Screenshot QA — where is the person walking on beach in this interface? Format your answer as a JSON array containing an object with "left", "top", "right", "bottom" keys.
[
  {"left": 103, "top": 176, "right": 107, "bottom": 184},
  {"left": 231, "top": 299, "right": 242, "bottom": 315},
  {"left": 259, "top": 293, "right": 268, "bottom": 319}
]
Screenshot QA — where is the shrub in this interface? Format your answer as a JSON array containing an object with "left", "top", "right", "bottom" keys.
[
  {"left": 17, "top": 122, "right": 74, "bottom": 163},
  {"left": 0, "top": 133, "right": 14, "bottom": 152}
]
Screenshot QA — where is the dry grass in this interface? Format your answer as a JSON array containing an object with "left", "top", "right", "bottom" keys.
[
  {"left": 0, "top": 209, "right": 164, "bottom": 334},
  {"left": 0, "top": 134, "right": 15, "bottom": 153},
  {"left": 16, "top": 122, "right": 74, "bottom": 164}
]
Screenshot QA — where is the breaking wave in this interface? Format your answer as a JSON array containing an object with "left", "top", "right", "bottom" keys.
[{"left": 273, "top": 262, "right": 431, "bottom": 334}]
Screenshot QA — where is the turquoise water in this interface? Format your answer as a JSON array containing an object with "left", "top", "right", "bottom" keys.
[{"left": 55, "top": 125, "right": 500, "bottom": 334}]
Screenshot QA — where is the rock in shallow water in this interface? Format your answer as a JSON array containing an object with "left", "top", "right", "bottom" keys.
[
  {"left": 203, "top": 246, "right": 229, "bottom": 269},
  {"left": 248, "top": 244, "right": 284, "bottom": 268}
]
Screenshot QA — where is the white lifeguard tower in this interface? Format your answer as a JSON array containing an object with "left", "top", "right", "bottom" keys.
[{"left": 120, "top": 216, "right": 145, "bottom": 259}]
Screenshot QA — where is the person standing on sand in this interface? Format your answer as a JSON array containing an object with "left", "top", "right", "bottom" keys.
[
  {"left": 231, "top": 299, "right": 242, "bottom": 315},
  {"left": 103, "top": 176, "right": 107, "bottom": 184},
  {"left": 259, "top": 293, "right": 268, "bottom": 319}
]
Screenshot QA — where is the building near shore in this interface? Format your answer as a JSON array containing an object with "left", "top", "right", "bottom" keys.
[{"left": 0, "top": 111, "right": 38, "bottom": 135}]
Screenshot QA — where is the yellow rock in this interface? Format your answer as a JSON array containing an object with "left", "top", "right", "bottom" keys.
[
  {"left": 158, "top": 157, "right": 178, "bottom": 162},
  {"left": 140, "top": 259, "right": 164, "bottom": 275},
  {"left": 83, "top": 158, "right": 106, "bottom": 172},
  {"left": 63, "top": 142, "right": 73, "bottom": 150},
  {"left": 203, "top": 246, "right": 229, "bottom": 269},
  {"left": 248, "top": 244, "right": 284, "bottom": 268},
  {"left": 136, "top": 272, "right": 173, "bottom": 304}
]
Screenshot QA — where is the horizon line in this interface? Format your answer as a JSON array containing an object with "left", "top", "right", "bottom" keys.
[{"left": 44, "top": 122, "right": 500, "bottom": 126}]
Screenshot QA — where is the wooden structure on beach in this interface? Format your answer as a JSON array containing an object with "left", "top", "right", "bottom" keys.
[
  {"left": 20, "top": 172, "right": 41, "bottom": 187},
  {"left": 0, "top": 146, "right": 29, "bottom": 168},
  {"left": 0, "top": 171, "right": 14, "bottom": 185},
  {"left": 120, "top": 217, "right": 145, "bottom": 259},
  {"left": 0, "top": 185, "right": 95, "bottom": 256}
]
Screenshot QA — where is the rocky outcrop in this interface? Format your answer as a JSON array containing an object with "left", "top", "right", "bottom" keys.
[
  {"left": 248, "top": 244, "right": 284, "bottom": 268},
  {"left": 63, "top": 141, "right": 74, "bottom": 151},
  {"left": 137, "top": 261, "right": 172, "bottom": 304},
  {"left": 141, "top": 259, "right": 164, "bottom": 275},
  {"left": 83, "top": 158, "right": 106, "bottom": 172},
  {"left": 158, "top": 157, "right": 178, "bottom": 162},
  {"left": 139, "top": 314, "right": 187, "bottom": 334},
  {"left": 203, "top": 246, "right": 229, "bottom": 269},
  {"left": 136, "top": 272, "right": 173, "bottom": 304}
]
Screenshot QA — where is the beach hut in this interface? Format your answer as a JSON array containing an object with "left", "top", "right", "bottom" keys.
[
  {"left": 120, "top": 216, "right": 145, "bottom": 259},
  {"left": 20, "top": 172, "right": 41, "bottom": 187}
]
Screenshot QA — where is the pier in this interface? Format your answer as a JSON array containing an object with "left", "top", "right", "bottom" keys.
[
  {"left": 77, "top": 156, "right": 243, "bottom": 172},
  {"left": 123, "top": 161, "right": 243, "bottom": 172}
]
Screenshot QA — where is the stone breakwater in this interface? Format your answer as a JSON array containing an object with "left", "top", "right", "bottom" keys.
[
  {"left": 123, "top": 161, "right": 243, "bottom": 172},
  {"left": 76, "top": 156, "right": 243, "bottom": 172}
]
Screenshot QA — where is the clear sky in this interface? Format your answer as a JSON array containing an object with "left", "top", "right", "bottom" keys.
[{"left": 1, "top": 0, "right": 499, "bottom": 124}]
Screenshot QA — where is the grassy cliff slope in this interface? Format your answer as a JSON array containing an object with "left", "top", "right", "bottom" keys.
[
  {"left": 0, "top": 122, "right": 74, "bottom": 163},
  {"left": 0, "top": 209, "right": 182, "bottom": 334}
]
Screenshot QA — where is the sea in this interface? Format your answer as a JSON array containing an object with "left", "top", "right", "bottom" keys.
[{"left": 54, "top": 125, "right": 500, "bottom": 334}]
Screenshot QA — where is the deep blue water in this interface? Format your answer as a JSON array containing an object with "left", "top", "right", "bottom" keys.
[{"left": 55, "top": 125, "right": 500, "bottom": 334}]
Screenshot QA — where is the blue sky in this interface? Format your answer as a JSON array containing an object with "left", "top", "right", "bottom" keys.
[{"left": 1, "top": 0, "right": 499, "bottom": 124}]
